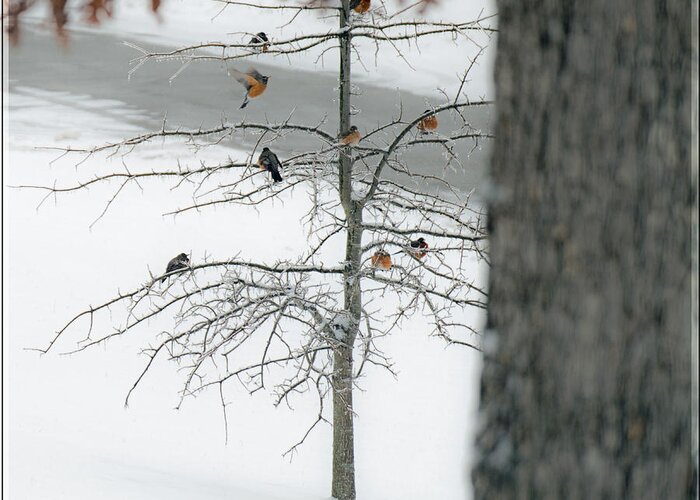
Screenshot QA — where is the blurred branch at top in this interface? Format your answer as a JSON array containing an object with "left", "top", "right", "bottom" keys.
[
  {"left": 3, "top": 0, "right": 443, "bottom": 46},
  {"left": 3, "top": 0, "right": 162, "bottom": 45}
]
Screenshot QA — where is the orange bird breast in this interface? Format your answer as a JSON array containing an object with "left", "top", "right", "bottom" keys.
[
  {"left": 341, "top": 130, "right": 361, "bottom": 145},
  {"left": 371, "top": 252, "right": 392, "bottom": 270},
  {"left": 248, "top": 81, "right": 267, "bottom": 98},
  {"left": 418, "top": 115, "right": 438, "bottom": 132}
]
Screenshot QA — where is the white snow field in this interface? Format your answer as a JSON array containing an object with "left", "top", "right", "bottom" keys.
[{"left": 4, "top": 2, "right": 493, "bottom": 499}]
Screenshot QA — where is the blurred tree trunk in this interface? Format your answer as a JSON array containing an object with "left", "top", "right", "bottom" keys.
[{"left": 474, "top": 0, "right": 697, "bottom": 499}]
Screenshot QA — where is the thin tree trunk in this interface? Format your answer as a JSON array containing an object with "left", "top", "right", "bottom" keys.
[
  {"left": 332, "top": 348, "right": 356, "bottom": 500},
  {"left": 333, "top": 218, "right": 362, "bottom": 500},
  {"left": 332, "top": 1, "right": 359, "bottom": 498},
  {"left": 338, "top": 0, "right": 353, "bottom": 214},
  {"left": 474, "top": 1, "right": 696, "bottom": 499}
]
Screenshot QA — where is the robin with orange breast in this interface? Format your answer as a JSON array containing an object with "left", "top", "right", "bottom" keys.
[
  {"left": 338, "top": 125, "right": 361, "bottom": 146},
  {"left": 370, "top": 250, "right": 392, "bottom": 270},
  {"left": 417, "top": 110, "right": 438, "bottom": 134},
  {"left": 249, "top": 32, "right": 270, "bottom": 53},
  {"left": 408, "top": 237, "right": 429, "bottom": 259},
  {"left": 229, "top": 68, "right": 269, "bottom": 109},
  {"left": 350, "top": 0, "right": 370, "bottom": 14},
  {"left": 161, "top": 253, "right": 190, "bottom": 283},
  {"left": 257, "top": 147, "right": 283, "bottom": 183}
]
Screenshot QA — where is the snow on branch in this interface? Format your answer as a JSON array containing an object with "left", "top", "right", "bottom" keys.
[{"left": 120, "top": 14, "right": 494, "bottom": 72}]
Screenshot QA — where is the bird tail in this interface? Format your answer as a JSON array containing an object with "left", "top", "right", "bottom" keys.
[
  {"left": 271, "top": 167, "right": 283, "bottom": 183},
  {"left": 240, "top": 95, "right": 249, "bottom": 109},
  {"left": 160, "top": 276, "right": 167, "bottom": 284}
]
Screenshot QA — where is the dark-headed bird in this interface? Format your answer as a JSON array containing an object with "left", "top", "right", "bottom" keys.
[
  {"left": 161, "top": 253, "right": 190, "bottom": 283},
  {"left": 409, "top": 237, "right": 429, "bottom": 260},
  {"left": 229, "top": 68, "right": 269, "bottom": 109},
  {"left": 338, "top": 125, "right": 361, "bottom": 146},
  {"left": 249, "top": 32, "right": 270, "bottom": 52},
  {"left": 257, "top": 147, "right": 283, "bottom": 183}
]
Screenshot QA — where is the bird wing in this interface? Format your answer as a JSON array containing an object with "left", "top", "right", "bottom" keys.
[
  {"left": 258, "top": 150, "right": 272, "bottom": 167},
  {"left": 228, "top": 69, "right": 253, "bottom": 91},
  {"left": 269, "top": 151, "right": 282, "bottom": 171},
  {"left": 349, "top": 0, "right": 361, "bottom": 9},
  {"left": 270, "top": 152, "right": 283, "bottom": 181}
]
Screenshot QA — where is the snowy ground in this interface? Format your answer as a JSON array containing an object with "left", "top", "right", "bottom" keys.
[{"left": 4, "top": 2, "right": 492, "bottom": 499}]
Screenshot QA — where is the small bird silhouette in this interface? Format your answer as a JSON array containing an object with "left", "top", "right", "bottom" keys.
[
  {"left": 417, "top": 110, "right": 438, "bottom": 134},
  {"left": 338, "top": 125, "right": 361, "bottom": 146},
  {"left": 371, "top": 250, "right": 392, "bottom": 270},
  {"left": 249, "top": 32, "right": 270, "bottom": 52},
  {"left": 161, "top": 253, "right": 190, "bottom": 283},
  {"left": 257, "top": 147, "right": 283, "bottom": 182},
  {"left": 409, "top": 237, "right": 429, "bottom": 259},
  {"left": 229, "top": 68, "right": 269, "bottom": 109},
  {"left": 350, "top": 0, "right": 371, "bottom": 14}
]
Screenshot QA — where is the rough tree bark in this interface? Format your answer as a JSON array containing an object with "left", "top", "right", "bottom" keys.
[
  {"left": 474, "top": 1, "right": 696, "bottom": 499},
  {"left": 333, "top": 1, "right": 359, "bottom": 498}
]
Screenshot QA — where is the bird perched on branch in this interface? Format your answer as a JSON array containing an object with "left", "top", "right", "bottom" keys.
[
  {"left": 257, "top": 147, "right": 283, "bottom": 183},
  {"left": 350, "top": 0, "right": 371, "bottom": 14},
  {"left": 408, "top": 237, "right": 429, "bottom": 259},
  {"left": 229, "top": 68, "right": 269, "bottom": 109},
  {"left": 417, "top": 110, "right": 438, "bottom": 134},
  {"left": 338, "top": 125, "right": 361, "bottom": 146},
  {"left": 371, "top": 250, "right": 392, "bottom": 270},
  {"left": 248, "top": 32, "right": 270, "bottom": 53},
  {"left": 161, "top": 253, "right": 190, "bottom": 283}
]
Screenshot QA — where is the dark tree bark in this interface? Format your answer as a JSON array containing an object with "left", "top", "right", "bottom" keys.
[{"left": 474, "top": 1, "right": 697, "bottom": 499}]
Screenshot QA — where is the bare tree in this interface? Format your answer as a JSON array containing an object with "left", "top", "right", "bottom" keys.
[
  {"left": 473, "top": 0, "right": 697, "bottom": 499},
  {"left": 24, "top": 1, "right": 495, "bottom": 498}
]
